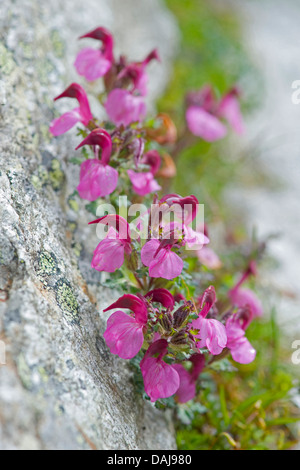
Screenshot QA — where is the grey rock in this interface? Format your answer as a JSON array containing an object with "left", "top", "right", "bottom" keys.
[{"left": 0, "top": 0, "right": 178, "bottom": 450}]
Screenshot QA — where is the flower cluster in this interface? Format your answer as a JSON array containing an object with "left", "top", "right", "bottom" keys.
[{"left": 50, "top": 27, "right": 263, "bottom": 405}]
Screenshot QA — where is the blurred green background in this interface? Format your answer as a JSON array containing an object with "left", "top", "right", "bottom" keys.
[{"left": 158, "top": 0, "right": 300, "bottom": 450}]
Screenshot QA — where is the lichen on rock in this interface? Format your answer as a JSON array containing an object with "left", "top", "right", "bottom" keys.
[{"left": 0, "top": 0, "right": 178, "bottom": 450}]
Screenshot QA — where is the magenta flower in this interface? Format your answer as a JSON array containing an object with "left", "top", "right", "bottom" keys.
[
  {"left": 76, "top": 128, "right": 118, "bottom": 200},
  {"left": 185, "top": 85, "right": 244, "bottom": 142},
  {"left": 151, "top": 193, "right": 209, "bottom": 251},
  {"left": 228, "top": 262, "right": 263, "bottom": 318},
  {"left": 128, "top": 150, "right": 162, "bottom": 196},
  {"left": 141, "top": 238, "right": 183, "bottom": 280},
  {"left": 229, "top": 288, "right": 263, "bottom": 318},
  {"left": 196, "top": 225, "right": 221, "bottom": 268},
  {"left": 197, "top": 246, "right": 222, "bottom": 269},
  {"left": 192, "top": 286, "right": 227, "bottom": 355},
  {"left": 183, "top": 225, "right": 210, "bottom": 250},
  {"left": 105, "top": 88, "right": 146, "bottom": 127},
  {"left": 118, "top": 49, "right": 160, "bottom": 97},
  {"left": 172, "top": 364, "right": 196, "bottom": 403},
  {"left": 103, "top": 294, "right": 148, "bottom": 359},
  {"left": 128, "top": 171, "right": 161, "bottom": 196},
  {"left": 49, "top": 83, "right": 93, "bottom": 136},
  {"left": 89, "top": 214, "right": 131, "bottom": 272},
  {"left": 102, "top": 289, "right": 174, "bottom": 360},
  {"left": 226, "top": 307, "right": 256, "bottom": 364},
  {"left": 173, "top": 354, "right": 205, "bottom": 403},
  {"left": 74, "top": 27, "right": 114, "bottom": 81},
  {"left": 140, "top": 339, "right": 180, "bottom": 402},
  {"left": 186, "top": 106, "right": 227, "bottom": 142},
  {"left": 144, "top": 288, "right": 175, "bottom": 310},
  {"left": 159, "top": 194, "right": 199, "bottom": 225},
  {"left": 217, "top": 88, "right": 245, "bottom": 135}
]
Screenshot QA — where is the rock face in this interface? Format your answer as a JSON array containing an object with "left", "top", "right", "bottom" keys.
[{"left": 0, "top": 0, "right": 178, "bottom": 450}]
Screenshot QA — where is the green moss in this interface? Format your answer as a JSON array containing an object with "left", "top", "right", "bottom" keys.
[
  {"left": 72, "top": 242, "right": 82, "bottom": 258},
  {"left": 49, "top": 159, "right": 65, "bottom": 191},
  {"left": 38, "top": 366, "right": 49, "bottom": 383},
  {"left": 67, "top": 221, "right": 78, "bottom": 233},
  {"left": 68, "top": 197, "right": 79, "bottom": 213},
  {"left": 17, "top": 354, "right": 32, "bottom": 390},
  {"left": 37, "top": 58, "right": 56, "bottom": 85},
  {"left": 0, "top": 43, "right": 16, "bottom": 75},
  {"left": 55, "top": 279, "right": 79, "bottom": 323},
  {"left": 31, "top": 166, "right": 50, "bottom": 190},
  {"left": 19, "top": 41, "right": 34, "bottom": 60},
  {"left": 37, "top": 251, "right": 59, "bottom": 277},
  {"left": 50, "top": 30, "right": 66, "bottom": 59}
]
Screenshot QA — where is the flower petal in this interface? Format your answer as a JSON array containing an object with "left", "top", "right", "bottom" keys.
[
  {"left": 172, "top": 364, "right": 196, "bottom": 403},
  {"left": 197, "top": 247, "right": 222, "bottom": 269},
  {"left": 194, "top": 317, "right": 227, "bottom": 355},
  {"left": 229, "top": 287, "right": 263, "bottom": 318},
  {"left": 141, "top": 239, "right": 160, "bottom": 267},
  {"left": 49, "top": 109, "right": 81, "bottom": 136},
  {"left": 230, "top": 337, "right": 256, "bottom": 364},
  {"left": 148, "top": 248, "right": 184, "bottom": 280},
  {"left": 77, "top": 160, "right": 118, "bottom": 200},
  {"left": 91, "top": 236, "right": 125, "bottom": 273},
  {"left": 104, "top": 294, "right": 148, "bottom": 325},
  {"left": 104, "top": 311, "right": 144, "bottom": 359},
  {"left": 127, "top": 170, "right": 161, "bottom": 196},
  {"left": 186, "top": 106, "right": 227, "bottom": 142},
  {"left": 145, "top": 288, "right": 175, "bottom": 309},
  {"left": 140, "top": 341, "right": 180, "bottom": 402},
  {"left": 218, "top": 92, "right": 245, "bottom": 135},
  {"left": 105, "top": 89, "right": 146, "bottom": 127},
  {"left": 74, "top": 48, "right": 111, "bottom": 81}
]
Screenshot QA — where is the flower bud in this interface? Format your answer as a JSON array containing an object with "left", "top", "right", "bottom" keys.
[
  {"left": 159, "top": 311, "right": 173, "bottom": 332},
  {"left": 173, "top": 301, "right": 194, "bottom": 329},
  {"left": 171, "top": 330, "right": 188, "bottom": 345}
]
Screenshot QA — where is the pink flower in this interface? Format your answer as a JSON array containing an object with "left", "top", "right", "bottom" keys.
[
  {"left": 49, "top": 83, "right": 93, "bottom": 136},
  {"left": 89, "top": 214, "right": 131, "bottom": 272},
  {"left": 159, "top": 194, "right": 199, "bottom": 225},
  {"left": 74, "top": 27, "right": 114, "bottom": 81},
  {"left": 147, "top": 193, "right": 199, "bottom": 240},
  {"left": 186, "top": 106, "right": 227, "bottom": 142},
  {"left": 76, "top": 128, "right": 118, "bottom": 200},
  {"left": 172, "top": 364, "right": 196, "bottom": 403},
  {"left": 229, "top": 262, "right": 263, "bottom": 318},
  {"left": 185, "top": 85, "right": 244, "bottom": 142},
  {"left": 229, "top": 288, "right": 263, "bottom": 318},
  {"left": 141, "top": 238, "right": 183, "bottom": 280},
  {"left": 144, "top": 288, "right": 175, "bottom": 309},
  {"left": 140, "top": 339, "right": 180, "bottom": 402},
  {"left": 118, "top": 49, "right": 160, "bottom": 96},
  {"left": 226, "top": 307, "right": 256, "bottom": 364},
  {"left": 127, "top": 171, "right": 161, "bottom": 196},
  {"left": 128, "top": 150, "right": 162, "bottom": 196},
  {"left": 173, "top": 354, "right": 205, "bottom": 403},
  {"left": 141, "top": 194, "right": 207, "bottom": 278},
  {"left": 217, "top": 88, "right": 245, "bottom": 135},
  {"left": 103, "top": 294, "right": 148, "bottom": 359},
  {"left": 194, "top": 316, "right": 227, "bottom": 355},
  {"left": 192, "top": 286, "right": 227, "bottom": 355},
  {"left": 197, "top": 246, "right": 222, "bottom": 269},
  {"left": 183, "top": 225, "right": 210, "bottom": 250},
  {"left": 105, "top": 89, "right": 146, "bottom": 127}
]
